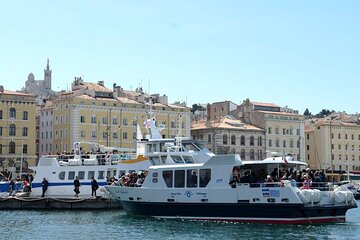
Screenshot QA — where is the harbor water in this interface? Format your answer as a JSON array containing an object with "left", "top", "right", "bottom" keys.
[{"left": 2, "top": 203, "right": 360, "bottom": 240}]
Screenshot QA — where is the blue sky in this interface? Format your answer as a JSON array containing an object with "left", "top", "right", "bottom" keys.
[{"left": 1, "top": 1, "right": 359, "bottom": 115}]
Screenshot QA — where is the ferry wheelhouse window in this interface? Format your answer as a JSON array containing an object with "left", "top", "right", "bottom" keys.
[
  {"left": 163, "top": 171, "right": 173, "bottom": 188},
  {"left": 88, "top": 171, "right": 95, "bottom": 179},
  {"left": 171, "top": 155, "right": 184, "bottom": 163},
  {"left": 59, "top": 171, "right": 65, "bottom": 180},
  {"left": 174, "top": 170, "right": 185, "bottom": 188},
  {"left": 183, "top": 156, "right": 194, "bottom": 163},
  {"left": 199, "top": 169, "right": 211, "bottom": 187},
  {"left": 187, "top": 169, "right": 198, "bottom": 188},
  {"left": 68, "top": 171, "right": 75, "bottom": 180}
]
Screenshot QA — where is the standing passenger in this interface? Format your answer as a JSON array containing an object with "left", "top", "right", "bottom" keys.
[
  {"left": 41, "top": 178, "right": 49, "bottom": 197},
  {"left": 74, "top": 176, "right": 81, "bottom": 197},
  {"left": 91, "top": 177, "right": 99, "bottom": 198}
]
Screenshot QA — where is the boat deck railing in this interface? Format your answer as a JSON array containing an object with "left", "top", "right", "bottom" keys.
[{"left": 42, "top": 153, "right": 138, "bottom": 166}]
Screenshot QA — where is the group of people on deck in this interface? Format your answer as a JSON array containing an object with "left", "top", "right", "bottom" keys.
[{"left": 230, "top": 166, "right": 328, "bottom": 190}]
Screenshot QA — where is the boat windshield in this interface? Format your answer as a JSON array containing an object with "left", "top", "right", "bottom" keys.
[{"left": 182, "top": 141, "right": 203, "bottom": 152}]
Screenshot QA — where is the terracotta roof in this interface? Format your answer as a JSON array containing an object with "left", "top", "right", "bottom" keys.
[
  {"left": 192, "top": 117, "right": 263, "bottom": 131},
  {"left": 251, "top": 101, "right": 280, "bottom": 108},
  {"left": 0, "top": 90, "right": 35, "bottom": 97},
  {"left": 116, "top": 97, "right": 141, "bottom": 104},
  {"left": 81, "top": 82, "right": 112, "bottom": 92}
]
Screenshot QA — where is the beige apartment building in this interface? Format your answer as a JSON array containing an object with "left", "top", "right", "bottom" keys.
[
  {"left": 40, "top": 78, "right": 190, "bottom": 155},
  {"left": 305, "top": 114, "right": 360, "bottom": 172},
  {"left": 191, "top": 116, "right": 266, "bottom": 159},
  {"left": 0, "top": 85, "right": 36, "bottom": 175},
  {"left": 235, "top": 99, "right": 305, "bottom": 160}
]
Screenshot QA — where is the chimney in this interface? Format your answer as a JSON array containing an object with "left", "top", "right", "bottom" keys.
[
  {"left": 0, "top": 85, "right": 4, "bottom": 92},
  {"left": 98, "top": 81, "right": 104, "bottom": 86}
]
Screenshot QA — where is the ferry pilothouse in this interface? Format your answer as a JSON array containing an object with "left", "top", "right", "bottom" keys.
[{"left": 105, "top": 154, "right": 357, "bottom": 224}]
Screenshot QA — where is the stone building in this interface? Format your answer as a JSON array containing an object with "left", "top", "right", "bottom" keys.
[
  {"left": 234, "top": 99, "right": 305, "bottom": 160},
  {"left": 305, "top": 113, "right": 360, "bottom": 172},
  {"left": 0, "top": 85, "right": 36, "bottom": 176},
  {"left": 191, "top": 116, "right": 266, "bottom": 160},
  {"left": 38, "top": 78, "right": 190, "bottom": 156},
  {"left": 23, "top": 59, "right": 56, "bottom": 105}
]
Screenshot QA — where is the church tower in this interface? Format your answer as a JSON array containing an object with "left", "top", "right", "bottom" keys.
[{"left": 44, "top": 59, "right": 52, "bottom": 90}]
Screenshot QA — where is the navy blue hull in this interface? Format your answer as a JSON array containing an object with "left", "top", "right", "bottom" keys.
[{"left": 120, "top": 201, "right": 355, "bottom": 224}]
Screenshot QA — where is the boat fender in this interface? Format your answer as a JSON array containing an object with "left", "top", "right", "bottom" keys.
[
  {"left": 298, "top": 189, "right": 314, "bottom": 203},
  {"left": 312, "top": 189, "right": 322, "bottom": 203},
  {"left": 334, "top": 191, "right": 349, "bottom": 203}
]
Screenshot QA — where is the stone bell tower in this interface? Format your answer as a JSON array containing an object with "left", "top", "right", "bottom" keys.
[{"left": 44, "top": 58, "right": 52, "bottom": 90}]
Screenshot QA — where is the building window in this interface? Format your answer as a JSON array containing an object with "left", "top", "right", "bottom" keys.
[
  {"left": 0, "top": 126, "right": 2, "bottom": 136},
  {"left": 268, "top": 127, "right": 271, "bottom": 134},
  {"left": 269, "top": 139, "right": 272, "bottom": 147},
  {"left": 240, "top": 135, "right": 245, "bottom": 146},
  {"left": 276, "top": 139, "right": 280, "bottom": 147},
  {"left": 113, "top": 117, "right": 118, "bottom": 125},
  {"left": 123, "top": 118, "right": 128, "bottom": 126},
  {"left": 258, "top": 136, "right": 262, "bottom": 146},
  {"left": 296, "top": 129, "right": 300, "bottom": 135},
  {"left": 9, "top": 124, "right": 16, "bottom": 136},
  {"left": 113, "top": 132, "right": 118, "bottom": 139},
  {"left": 9, "top": 108, "right": 16, "bottom": 119},
  {"left": 23, "top": 127, "right": 28, "bottom": 136},
  {"left": 250, "top": 136, "right": 254, "bottom": 146},
  {"left": 171, "top": 121, "right": 175, "bottom": 128},
  {"left": 231, "top": 135, "right": 236, "bottom": 145},
  {"left": 0, "top": 110, "right": 2, "bottom": 119},
  {"left": 241, "top": 149, "right": 246, "bottom": 159},
  {"left": 80, "top": 116, "right": 85, "bottom": 123},
  {"left": 275, "top": 128, "right": 279, "bottom": 134},
  {"left": 102, "top": 117, "right": 107, "bottom": 124},
  {"left": 208, "top": 134, "right": 211, "bottom": 143},
  {"left": 23, "top": 144, "right": 28, "bottom": 154},
  {"left": 223, "top": 134, "right": 228, "bottom": 145},
  {"left": 283, "top": 129, "right": 286, "bottom": 135},
  {"left": 123, "top": 132, "right": 127, "bottom": 139},
  {"left": 339, "top": 145, "right": 341, "bottom": 150},
  {"left": 23, "top": 111, "right": 28, "bottom": 120},
  {"left": 80, "top": 131, "right": 85, "bottom": 138},
  {"left": 9, "top": 141, "right": 15, "bottom": 154},
  {"left": 307, "top": 145, "right": 309, "bottom": 150},
  {"left": 102, "top": 131, "right": 107, "bottom": 139},
  {"left": 331, "top": 133, "right": 334, "bottom": 139},
  {"left": 283, "top": 140, "right": 286, "bottom": 148},
  {"left": 91, "top": 116, "right": 97, "bottom": 124},
  {"left": 92, "top": 130, "right": 96, "bottom": 138},
  {"left": 290, "top": 139, "right": 294, "bottom": 148},
  {"left": 345, "top": 134, "right": 348, "bottom": 140},
  {"left": 338, "top": 133, "right": 341, "bottom": 139},
  {"left": 250, "top": 149, "right": 255, "bottom": 160}
]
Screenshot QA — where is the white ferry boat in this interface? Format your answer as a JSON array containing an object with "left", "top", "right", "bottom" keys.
[
  {"left": 0, "top": 118, "right": 214, "bottom": 198},
  {"left": 105, "top": 154, "right": 357, "bottom": 224}
]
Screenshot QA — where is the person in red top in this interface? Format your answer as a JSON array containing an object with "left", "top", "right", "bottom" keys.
[{"left": 301, "top": 175, "right": 312, "bottom": 190}]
